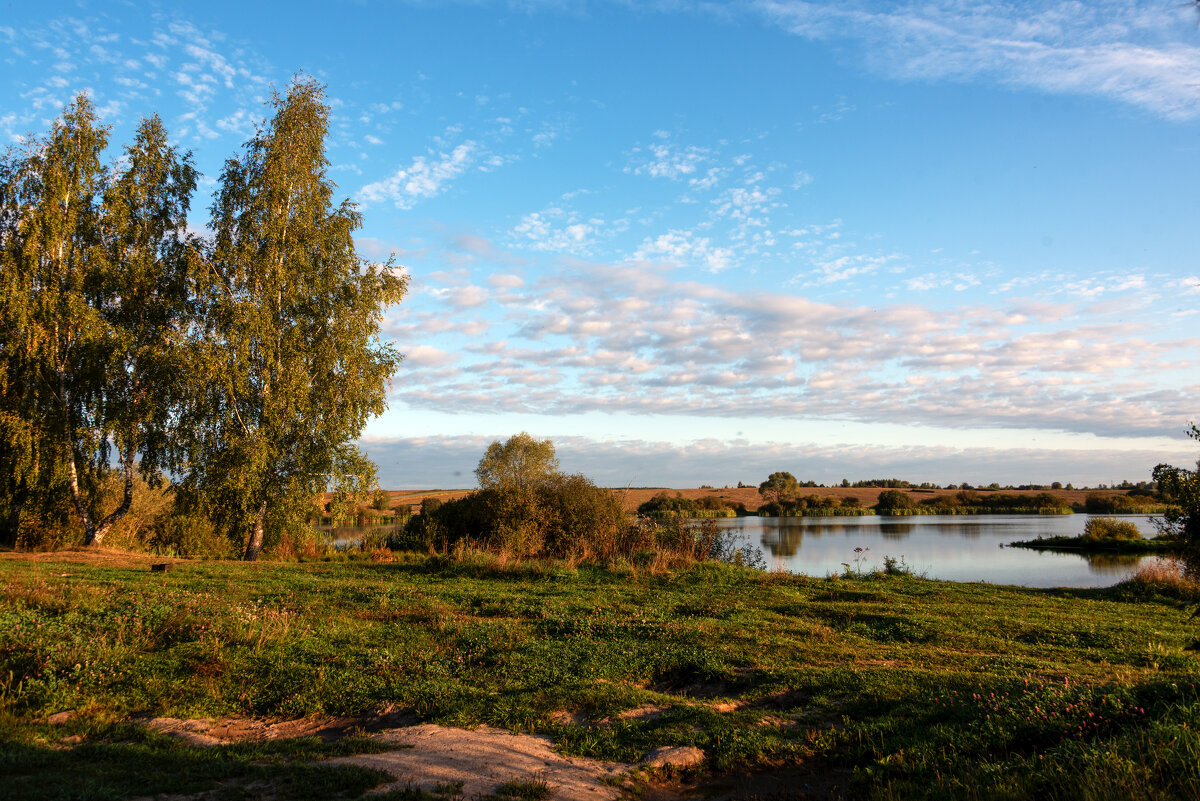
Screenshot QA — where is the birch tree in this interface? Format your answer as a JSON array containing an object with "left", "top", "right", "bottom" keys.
[
  {"left": 0, "top": 100, "right": 197, "bottom": 546},
  {"left": 94, "top": 114, "right": 199, "bottom": 543},
  {"left": 183, "top": 77, "right": 406, "bottom": 560},
  {"left": 0, "top": 96, "right": 111, "bottom": 545}
]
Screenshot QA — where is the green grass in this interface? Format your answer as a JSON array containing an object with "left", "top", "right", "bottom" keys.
[
  {"left": 1, "top": 552, "right": 1199, "bottom": 799},
  {"left": 1009, "top": 534, "right": 1178, "bottom": 554}
]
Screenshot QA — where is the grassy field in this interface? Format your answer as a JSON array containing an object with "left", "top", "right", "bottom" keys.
[{"left": 2, "top": 549, "right": 1200, "bottom": 800}]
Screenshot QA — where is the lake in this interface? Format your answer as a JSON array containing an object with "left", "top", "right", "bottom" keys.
[
  {"left": 324, "top": 513, "right": 1168, "bottom": 589},
  {"left": 716, "top": 514, "right": 1166, "bottom": 588}
]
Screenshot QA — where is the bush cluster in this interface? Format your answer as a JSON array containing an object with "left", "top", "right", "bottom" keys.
[
  {"left": 1083, "top": 517, "right": 1143, "bottom": 542},
  {"left": 636, "top": 492, "right": 743, "bottom": 518},
  {"left": 760, "top": 494, "right": 863, "bottom": 517},
  {"left": 398, "top": 474, "right": 627, "bottom": 559}
]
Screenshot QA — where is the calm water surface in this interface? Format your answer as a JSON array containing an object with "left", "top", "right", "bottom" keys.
[
  {"left": 324, "top": 514, "right": 1166, "bottom": 589},
  {"left": 716, "top": 514, "right": 1165, "bottom": 589}
]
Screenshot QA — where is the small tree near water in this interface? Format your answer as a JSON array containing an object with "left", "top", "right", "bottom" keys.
[
  {"left": 759, "top": 472, "right": 800, "bottom": 508},
  {"left": 1153, "top": 423, "right": 1200, "bottom": 544}
]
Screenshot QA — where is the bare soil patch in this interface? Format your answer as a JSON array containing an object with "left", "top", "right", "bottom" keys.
[
  {"left": 139, "top": 716, "right": 689, "bottom": 800},
  {"left": 332, "top": 724, "right": 633, "bottom": 800}
]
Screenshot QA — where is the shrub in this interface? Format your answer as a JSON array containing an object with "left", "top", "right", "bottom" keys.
[
  {"left": 149, "top": 512, "right": 236, "bottom": 558},
  {"left": 637, "top": 491, "right": 696, "bottom": 517},
  {"left": 1083, "top": 517, "right": 1143, "bottom": 542},
  {"left": 414, "top": 475, "right": 626, "bottom": 559},
  {"left": 876, "top": 490, "right": 916, "bottom": 512},
  {"left": 539, "top": 473, "right": 625, "bottom": 557}
]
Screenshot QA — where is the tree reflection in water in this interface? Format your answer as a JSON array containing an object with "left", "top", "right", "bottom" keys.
[
  {"left": 1082, "top": 552, "right": 1141, "bottom": 574},
  {"left": 879, "top": 521, "right": 914, "bottom": 540}
]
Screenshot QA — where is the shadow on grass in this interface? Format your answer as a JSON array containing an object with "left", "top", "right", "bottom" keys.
[{"left": 1, "top": 724, "right": 395, "bottom": 801}]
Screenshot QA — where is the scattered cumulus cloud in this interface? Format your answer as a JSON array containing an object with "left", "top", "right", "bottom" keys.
[
  {"left": 626, "top": 136, "right": 713, "bottom": 180},
  {"left": 359, "top": 140, "right": 479, "bottom": 209},
  {"left": 390, "top": 257, "right": 1197, "bottom": 440}
]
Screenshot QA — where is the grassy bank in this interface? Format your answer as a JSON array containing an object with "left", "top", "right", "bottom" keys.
[
  {"left": 1009, "top": 535, "right": 1180, "bottom": 555},
  {"left": 2, "top": 550, "right": 1200, "bottom": 799}
]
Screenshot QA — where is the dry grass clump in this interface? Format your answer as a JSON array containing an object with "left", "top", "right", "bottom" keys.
[{"left": 1116, "top": 557, "right": 1200, "bottom": 603}]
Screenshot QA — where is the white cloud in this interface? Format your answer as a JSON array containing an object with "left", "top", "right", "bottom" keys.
[
  {"left": 403, "top": 345, "right": 459, "bottom": 367},
  {"left": 510, "top": 206, "right": 603, "bottom": 255},
  {"left": 753, "top": 0, "right": 1200, "bottom": 119},
  {"left": 632, "top": 229, "right": 736, "bottom": 272},
  {"left": 391, "top": 258, "right": 1197, "bottom": 439},
  {"left": 359, "top": 141, "right": 478, "bottom": 209},
  {"left": 626, "top": 137, "right": 712, "bottom": 180}
]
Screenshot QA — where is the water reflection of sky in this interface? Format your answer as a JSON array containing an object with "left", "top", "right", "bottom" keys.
[{"left": 717, "top": 515, "right": 1165, "bottom": 589}]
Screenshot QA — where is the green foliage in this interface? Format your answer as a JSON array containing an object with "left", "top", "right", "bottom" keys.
[
  {"left": 1153, "top": 423, "right": 1200, "bottom": 544},
  {"left": 1, "top": 94, "right": 109, "bottom": 546},
  {"left": 760, "top": 493, "right": 866, "bottom": 517},
  {"left": 0, "top": 100, "right": 201, "bottom": 549},
  {"left": 638, "top": 492, "right": 740, "bottom": 518},
  {"left": 494, "top": 779, "right": 552, "bottom": 801},
  {"left": 371, "top": 489, "right": 391, "bottom": 511},
  {"left": 148, "top": 511, "right": 236, "bottom": 558},
  {"left": 2, "top": 82, "right": 404, "bottom": 558},
  {"left": 1083, "top": 517, "right": 1143, "bottom": 542},
  {"left": 875, "top": 489, "right": 917, "bottom": 513},
  {"left": 177, "top": 77, "right": 406, "bottom": 560},
  {"left": 474, "top": 432, "right": 558, "bottom": 491},
  {"left": 1084, "top": 492, "right": 1167, "bottom": 514},
  {"left": 758, "top": 471, "right": 799, "bottom": 508},
  {"left": 853, "top": 478, "right": 912, "bottom": 488},
  {"left": 417, "top": 473, "right": 625, "bottom": 559}
]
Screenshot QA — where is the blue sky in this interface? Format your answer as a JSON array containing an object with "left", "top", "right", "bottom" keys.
[{"left": 4, "top": 1, "right": 1199, "bottom": 488}]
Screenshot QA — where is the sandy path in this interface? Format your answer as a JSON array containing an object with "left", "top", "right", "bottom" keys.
[{"left": 330, "top": 724, "right": 632, "bottom": 799}]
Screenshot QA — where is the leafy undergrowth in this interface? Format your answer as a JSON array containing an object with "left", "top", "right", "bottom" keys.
[{"left": 1, "top": 551, "right": 1198, "bottom": 799}]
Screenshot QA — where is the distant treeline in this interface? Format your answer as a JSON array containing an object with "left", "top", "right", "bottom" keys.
[
  {"left": 682, "top": 487, "right": 1173, "bottom": 519},
  {"left": 875, "top": 490, "right": 1072, "bottom": 516}
]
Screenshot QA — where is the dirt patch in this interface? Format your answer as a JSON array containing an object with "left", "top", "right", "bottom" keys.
[
  {"left": 142, "top": 716, "right": 636, "bottom": 800},
  {"left": 135, "top": 714, "right": 845, "bottom": 800},
  {"left": 331, "top": 724, "right": 633, "bottom": 800},
  {"left": 708, "top": 701, "right": 743, "bottom": 713}
]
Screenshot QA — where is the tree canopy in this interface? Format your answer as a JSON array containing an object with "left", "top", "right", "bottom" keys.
[
  {"left": 758, "top": 471, "right": 800, "bottom": 508},
  {"left": 475, "top": 432, "right": 559, "bottom": 491},
  {"left": 1, "top": 79, "right": 405, "bottom": 557},
  {"left": 1153, "top": 423, "right": 1200, "bottom": 543},
  {"left": 0, "top": 98, "right": 200, "bottom": 547},
  {"left": 178, "top": 77, "right": 407, "bottom": 560}
]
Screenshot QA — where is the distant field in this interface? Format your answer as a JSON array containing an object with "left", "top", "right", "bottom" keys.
[{"left": 374, "top": 486, "right": 1139, "bottom": 515}]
